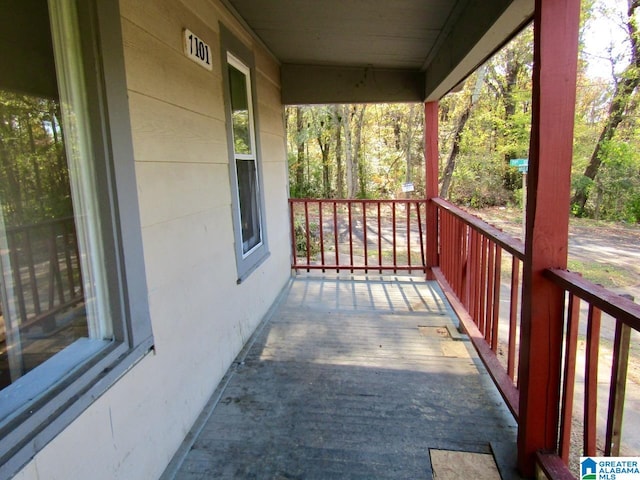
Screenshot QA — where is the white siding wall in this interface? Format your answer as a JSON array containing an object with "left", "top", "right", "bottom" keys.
[{"left": 12, "top": 0, "right": 290, "bottom": 478}]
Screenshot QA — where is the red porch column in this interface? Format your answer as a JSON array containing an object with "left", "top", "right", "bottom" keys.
[
  {"left": 424, "top": 101, "right": 439, "bottom": 280},
  {"left": 517, "top": 0, "right": 580, "bottom": 475}
]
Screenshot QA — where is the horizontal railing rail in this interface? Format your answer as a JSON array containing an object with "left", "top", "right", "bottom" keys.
[
  {"left": 289, "top": 199, "right": 427, "bottom": 274},
  {"left": 432, "top": 197, "right": 524, "bottom": 418}
]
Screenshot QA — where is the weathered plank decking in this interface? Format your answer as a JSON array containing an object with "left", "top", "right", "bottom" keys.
[{"left": 163, "top": 275, "right": 522, "bottom": 479}]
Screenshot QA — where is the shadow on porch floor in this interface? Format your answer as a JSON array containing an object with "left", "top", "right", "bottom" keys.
[{"left": 162, "top": 274, "right": 523, "bottom": 480}]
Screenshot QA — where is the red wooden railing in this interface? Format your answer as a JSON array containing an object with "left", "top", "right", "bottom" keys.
[
  {"left": 289, "top": 199, "right": 427, "bottom": 274},
  {"left": 432, "top": 198, "right": 524, "bottom": 417},
  {"left": 289, "top": 196, "right": 640, "bottom": 478},
  {"left": 431, "top": 197, "right": 640, "bottom": 478}
]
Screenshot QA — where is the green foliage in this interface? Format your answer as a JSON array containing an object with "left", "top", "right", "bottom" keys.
[
  {"left": 625, "top": 193, "right": 640, "bottom": 223},
  {"left": 592, "top": 140, "right": 640, "bottom": 221},
  {"left": 286, "top": 102, "right": 424, "bottom": 200},
  {"left": 293, "top": 219, "right": 320, "bottom": 256},
  {"left": 447, "top": 153, "right": 514, "bottom": 208}
]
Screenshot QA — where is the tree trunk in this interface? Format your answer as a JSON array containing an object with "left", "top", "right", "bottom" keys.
[
  {"left": 440, "top": 66, "right": 486, "bottom": 198},
  {"left": 353, "top": 105, "right": 367, "bottom": 198},
  {"left": 317, "top": 136, "right": 331, "bottom": 198},
  {"left": 341, "top": 105, "right": 357, "bottom": 198},
  {"left": 295, "top": 106, "right": 305, "bottom": 195},
  {"left": 439, "top": 107, "right": 470, "bottom": 199},
  {"left": 502, "top": 49, "right": 524, "bottom": 190},
  {"left": 572, "top": 2, "right": 640, "bottom": 214},
  {"left": 333, "top": 106, "right": 344, "bottom": 198}
]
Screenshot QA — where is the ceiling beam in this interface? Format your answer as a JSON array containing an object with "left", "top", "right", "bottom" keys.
[
  {"left": 424, "top": 0, "right": 533, "bottom": 101},
  {"left": 281, "top": 65, "right": 425, "bottom": 105}
]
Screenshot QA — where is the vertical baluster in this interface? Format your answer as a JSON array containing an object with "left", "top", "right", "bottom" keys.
[
  {"left": 362, "top": 202, "right": 368, "bottom": 273},
  {"left": 584, "top": 304, "right": 602, "bottom": 456},
  {"left": 318, "top": 201, "right": 325, "bottom": 272},
  {"left": 491, "top": 246, "right": 502, "bottom": 352},
  {"left": 392, "top": 202, "right": 397, "bottom": 273},
  {"left": 485, "top": 242, "right": 495, "bottom": 347},
  {"left": 605, "top": 319, "right": 632, "bottom": 456},
  {"left": 439, "top": 209, "right": 445, "bottom": 277},
  {"left": 441, "top": 209, "right": 447, "bottom": 278},
  {"left": 333, "top": 201, "right": 339, "bottom": 273},
  {"left": 304, "top": 201, "right": 311, "bottom": 272},
  {"left": 455, "top": 214, "right": 462, "bottom": 295},
  {"left": 377, "top": 202, "right": 382, "bottom": 273},
  {"left": 348, "top": 201, "right": 354, "bottom": 273},
  {"left": 507, "top": 257, "right": 520, "bottom": 380},
  {"left": 463, "top": 223, "right": 471, "bottom": 309},
  {"left": 416, "top": 202, "right": 425, "bottom": 273},
  {"left": 446, "top": 211, "right": 452, "bottom": 281},
  {"left": 406, "top": 202, "right": 411, "bottom": 273},
  {"left": 465, "top": 227, "right": 473, "bottom": 313},
  {"left": 475, "top": 231, "right": 483, "bottom": 325},
  {"left": 559, "top": 293, "right": 580, "bottom": 462},
  {"left": 478, "top": 235, "right": 488, "bottom": 336}
]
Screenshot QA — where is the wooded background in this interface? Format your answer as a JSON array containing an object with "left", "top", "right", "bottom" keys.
[{"left": 286, "top": 0, "right": 640, "bottom": 223}]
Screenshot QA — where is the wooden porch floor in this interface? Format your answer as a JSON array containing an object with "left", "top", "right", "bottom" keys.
[{"left": 162, "top": 275, "right": 523, "bottom": 479}]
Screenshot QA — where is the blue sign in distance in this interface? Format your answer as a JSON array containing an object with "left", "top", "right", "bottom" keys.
[
  {"left": 509, "top": 158, "right": 528, "bottom": 167},
  {"left": 510, "top": 158, "right": 528, "bottom": 173}
]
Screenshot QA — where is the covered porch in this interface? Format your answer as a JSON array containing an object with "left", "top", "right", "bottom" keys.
[
  {"left": 173, "top": 0, "right": 640, "bottom": 478},
  {"left": 162, "top": 274, "right": 521, "bottom": 479},
  {"left": 3, "top": 0, "right": 638, "bottom": 478}
]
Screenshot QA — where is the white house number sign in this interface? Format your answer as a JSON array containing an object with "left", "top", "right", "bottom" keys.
[{"left": 183, "top": 29, "right": 212, "bottom": 70}]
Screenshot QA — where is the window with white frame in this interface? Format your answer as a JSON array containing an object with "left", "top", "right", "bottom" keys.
[
  {"left": 222, "top": 29, "right": 269, "bottom": 281},
  {"left": 0, "top": 1, "right": 152, "bottom": 476}
]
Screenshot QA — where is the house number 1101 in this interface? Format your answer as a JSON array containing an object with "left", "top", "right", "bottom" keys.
[{"left": 183, "top": 29, "right": 212, "bottom": 71}]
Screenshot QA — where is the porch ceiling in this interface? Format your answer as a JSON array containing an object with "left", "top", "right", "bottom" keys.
[{"left": 222, "top": 0, "right": 533, "bottom": 104}]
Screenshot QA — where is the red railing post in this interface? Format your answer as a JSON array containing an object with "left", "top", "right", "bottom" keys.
[
  {"left": 289, "top": 200, "right": 298, "bottom": 272},
  {"left": 424, "top": 101, "right": 439, "bottom": 280},
  {"left": 517, "top": 0, "right": 581, "bottom": 475}
]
